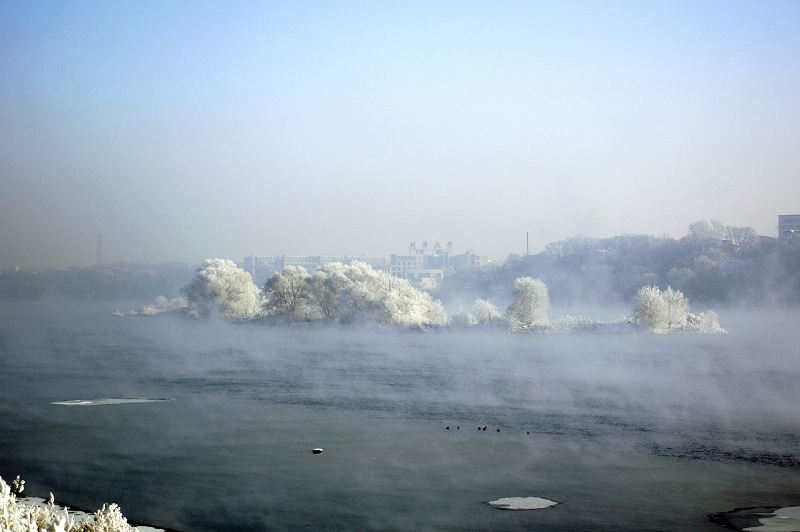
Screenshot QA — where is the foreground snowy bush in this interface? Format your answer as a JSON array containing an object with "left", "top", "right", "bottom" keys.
[{"left": 0, "top": 475, "right": 139, "bottom": 532}]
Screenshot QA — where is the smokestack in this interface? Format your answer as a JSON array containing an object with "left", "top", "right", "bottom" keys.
[{"left": 526, "top": 232, "right": 529, "bottom": 256}]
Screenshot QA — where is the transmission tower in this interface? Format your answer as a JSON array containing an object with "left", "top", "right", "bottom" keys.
[{"left": 95, "top": 231, "right": 104, "bottom": 271}]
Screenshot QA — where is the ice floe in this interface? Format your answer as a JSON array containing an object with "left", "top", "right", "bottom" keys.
[
  {"left": 50, "top": 398, "right": 174, "bottom": 406},
  {"left": 487, "top": 496, "right": 558, "bottom": 510},
  {"left": 709, "top": 506, "right": 800, "bottom": 531},
  {"left": 744, "top": 506, "right": 800, "bottom": 531}
]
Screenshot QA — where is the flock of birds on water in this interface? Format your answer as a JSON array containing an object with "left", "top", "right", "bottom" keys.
[{"left": 446, "top": 426, "right": 531, "bottom": 434}]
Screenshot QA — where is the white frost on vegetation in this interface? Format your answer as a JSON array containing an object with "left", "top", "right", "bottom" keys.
[
  {"left": 449, "top": 299, "right": 506, "bottom": 329},
  {"left": 180, "top": 259, "right": 264, "bottom": 319},
  {"left": 632, "top": 285, "right": 725, "bottom": 333},
  {"left": 487, "top": 496, "right": 558, "bottom": 510},
  {"left": 506, "top": 277, "right": 550, "bottom": 331},
  {"left": 551, "top": 314, "right": 632, "bottom": 332},
  {"left": 263, "top": 261, "right": 448, "bottom": 328},
  {"left": 473, "top": 299, "right": 505, "bottom": 327},
  {"left": 115, "top": 296, "right": 188, "bottom": 316},
  {"left": 263, "top": 265, "right": 315, "bottom": 321},
  {"left": 1, "top": 475, "right": 151, "bottom": 532}
]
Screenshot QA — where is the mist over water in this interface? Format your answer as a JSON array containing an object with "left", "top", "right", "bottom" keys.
[{"left": 0, "top": 300, "right": 798, "bottom": 531}]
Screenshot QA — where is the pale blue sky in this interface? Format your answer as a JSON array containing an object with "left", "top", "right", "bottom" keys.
[{"left": 2, "top": 1, "right": 798, "bottom": 269}]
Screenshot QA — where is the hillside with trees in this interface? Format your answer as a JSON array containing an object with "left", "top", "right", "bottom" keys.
[{"left": 438, "top": 221, "right": 800, "bottom": 307}]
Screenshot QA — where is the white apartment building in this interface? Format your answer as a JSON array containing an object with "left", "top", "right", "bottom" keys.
[
  {"left": 244, "top": 241, "right": 485, "bottom": 289},
  {"left": 388, "top": 241, "right": 486, "bottom": 289}
]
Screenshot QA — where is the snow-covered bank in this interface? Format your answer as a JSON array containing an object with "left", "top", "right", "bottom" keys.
[
  {"left": 1, "top": 476, "right": 164, "bottom": 532},
  {"left": 709, "top": 506, "right": 800, "bottom": 531}
]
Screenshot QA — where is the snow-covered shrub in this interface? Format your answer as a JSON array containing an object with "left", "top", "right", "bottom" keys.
[
  {"left": 685, "top": 311, "right": 726, "bottom": 333},
  {"left": 74, "top": 503, "right": 137, "bottom": 532},
  {"left": 0, "top": 476, "right": 138, "bottom": 532},
  {"left": 181, "top": 259, "right": 263, "bottom": 319},
  {"left": 382, "top": 280, "right": 449, "bottom": 328},
  {"left": 632, "top": 285, "right": 723, "bottom": 333},
  {"left": 506, "top": 277, "right": 550, "bottom": 331},
  {"left": 472, "top": 299, "right": 505, "bottom": 327},
  {"left": 264, "top": 262, "right": 448, "bottom": 328},
  {"left": 133, "top": 296, "right": 188, "bottom": 316},
  {"left": 632, "top": 285, "right": 688, "bottom": 330}
]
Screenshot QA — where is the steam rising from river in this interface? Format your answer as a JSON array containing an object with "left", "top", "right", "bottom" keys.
[
  {"left": 0, "top": 300, "right": 797, "bottom": 530},
  {"left": 126, "top": 259, "right": 725, "bottom": 334}
]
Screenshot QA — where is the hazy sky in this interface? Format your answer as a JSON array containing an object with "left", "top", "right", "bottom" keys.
[{"left": 2, "top": 1, "right": 798, "bottom": 270}]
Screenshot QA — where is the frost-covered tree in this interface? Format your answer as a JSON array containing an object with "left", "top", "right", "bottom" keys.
[
  {"left": 181, "top": 259, "right": 263, "bottom": 319},
  {"left": 725, "top": 225, "right": 759, "bottom": 250},
  {"left": 382, "top": 279, "right": 449, "bottom": 328},
  {"left": 633, "top": 285, "right": 690, "bottom": 330},
  {"left": 632, "top": 285, "right": 666, "bottom": 329},
  {"left": 307, "top": 262, "right": 351, "bottom": 320},
  {"left": 263, "top": 265, "right": 313, "bottom": 320},
  {"left": 506, "top": 277, "right": 550, "bottom": 331},
  {"left": 263, "top": 261, "right": 448, "bottom": 328},
  {"left": 473, "top": 299, "right": 504, "bottom": 327},
  {"left": 631, "top": 285, "right": 723, "bottom": 332},
  {"left": 338, "top": 261, "right": 390, "bottom": 318},
  {"left": 661, "top": 286, "right": 689, "bottom": 328}
]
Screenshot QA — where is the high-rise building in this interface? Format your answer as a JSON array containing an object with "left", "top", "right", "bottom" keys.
[
  {"left": 388, "top": 241, "right": 486, "bottom": 289},
  {"left": 778, "top": 214, "right": 800, "bottom": 239}
]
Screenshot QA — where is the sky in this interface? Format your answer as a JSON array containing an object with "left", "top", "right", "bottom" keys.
[{"left": 1, "top": 0, "right": 798, "bottom": 270}]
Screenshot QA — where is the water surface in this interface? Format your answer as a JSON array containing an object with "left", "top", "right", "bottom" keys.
[{"left": 0, "top": 300, "right": 798, "bottom": 530}]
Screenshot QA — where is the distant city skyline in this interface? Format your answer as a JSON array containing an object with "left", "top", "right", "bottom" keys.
[{"left": 2, "top": 1, "right": 798, "bottom": 270}]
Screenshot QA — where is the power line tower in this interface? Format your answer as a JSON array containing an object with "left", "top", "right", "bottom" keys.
[{"left": 95, "top": 231, "right": 104, "bottom": 271}]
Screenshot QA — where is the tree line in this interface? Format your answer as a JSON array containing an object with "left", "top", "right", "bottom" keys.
[{"left": 438, "top": 221, "right": 800, "bottom": 307}]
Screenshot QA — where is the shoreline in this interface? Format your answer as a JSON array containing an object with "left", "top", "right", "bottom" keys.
[{"left": 1, "top": 476, "right": 177, "bottom": 532}]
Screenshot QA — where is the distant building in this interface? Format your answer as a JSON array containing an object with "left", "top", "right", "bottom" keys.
[
  {"left": 243, "top": 254, "right": 387, "bottom": 286},
  {"left": 244, "top": 242, "right": 485, "bottom": 289},
  {"left": 388, "top": 241, "right": 486, "bottom": 289},
  {"left": 778, "top": 215, "right": 800, "bottom": 239}
]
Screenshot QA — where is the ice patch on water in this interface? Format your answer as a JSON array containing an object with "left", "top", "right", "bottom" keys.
[
  {"left": 743, "top": 506, "right": 800, "bottom": 531},
  {"left": 50, "top": 398, "right": 174, "bottom": 406},
  {"left": 488, "top": 496, "right": 558, "bottom": 510}
]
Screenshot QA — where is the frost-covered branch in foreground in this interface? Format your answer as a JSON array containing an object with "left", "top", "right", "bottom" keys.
[{"left": 0, "top": 475, "right": 142, "bottom": 532}]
